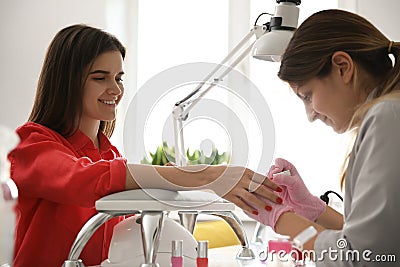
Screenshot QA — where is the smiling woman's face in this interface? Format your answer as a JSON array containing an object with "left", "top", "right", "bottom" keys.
[{"left": 80, "top": 51, "right": 125, "bottom": 128}]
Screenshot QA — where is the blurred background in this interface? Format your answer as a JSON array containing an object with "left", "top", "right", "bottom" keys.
[{"left": 1, "top": 0, "right": 400, "bottom": 263}]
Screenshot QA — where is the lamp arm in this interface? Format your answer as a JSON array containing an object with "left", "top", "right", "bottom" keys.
[
  {"left": 183, "top": 39, "right": 255, "bottom": 117},
  {"left": 174, "top": 29, "right": 256, "bottom": 108},
  {"left": 172, "top": 111, "right": 186, "bottom": 166},
  {"left": 172, "top": 26, "right": 266, "bottom": 166}
]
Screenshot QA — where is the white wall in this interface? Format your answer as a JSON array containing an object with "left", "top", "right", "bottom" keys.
[
  {"left": 0, "top": 0, "right": 111, "bottom": 130},
  {"left": 338, "top": 0, "right": 400, "bottom": 40},
  {"left": 0, "top": 0, "right": 139, "bottom": 152}
]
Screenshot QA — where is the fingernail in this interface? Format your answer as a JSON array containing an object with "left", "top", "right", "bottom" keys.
[
  {"left": 276, "top": 187, "right": 283, "bottom": 192},
  {"left": 252, "top": 210, "right": 259, "bottom": 216},
  {"left": 277, "top": 197, "right": 283, "bottom": 204},
  {"left": 265, "top": 205, "right": 272, "bottom": 211}
]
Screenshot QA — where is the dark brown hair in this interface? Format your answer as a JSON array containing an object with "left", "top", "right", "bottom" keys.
[
  {"left": 29, "top": 24, "right": 126, "bottom": 138},
  {"left": 278, "top": 9, "right": 400, "bottom": 188}
]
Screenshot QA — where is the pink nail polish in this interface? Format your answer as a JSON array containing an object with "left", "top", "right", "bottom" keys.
[{"left": 171, "top": 240, "right": 183, "bottom": 267}]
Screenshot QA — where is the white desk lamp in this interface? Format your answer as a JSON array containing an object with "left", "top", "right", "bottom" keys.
[
  {"left": 172, "top": 0, "right": 300, "bottom": 166},
  {"left": 62, "top": 1, "right": 301, "bottom": 267}
]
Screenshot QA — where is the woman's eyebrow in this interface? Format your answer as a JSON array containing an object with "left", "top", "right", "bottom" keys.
[
  {"left": 89, "top": 70, "right": 109, "bottom": 74},
  {"left": 89, "top": 70, "right": 124, "bottom": 75}
]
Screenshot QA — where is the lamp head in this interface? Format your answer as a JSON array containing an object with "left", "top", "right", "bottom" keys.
[{"left": 252, "top": 0, "right": 300, "bottom": 62}]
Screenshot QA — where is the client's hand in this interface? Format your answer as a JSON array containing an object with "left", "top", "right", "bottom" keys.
[
  {"left": 207, "top": 165, "right": 284, "bottom": 215},
  {"left": 244, "top": 196, "right": 294, "bottom": 230},
  {"left": 131, "top": 164, "right": 284, "bottom": 215},
  {"left": 268, "top": 158, "right": 326, "bottom": 222}
]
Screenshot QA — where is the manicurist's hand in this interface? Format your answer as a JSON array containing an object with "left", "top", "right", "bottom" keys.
[
  {"left": 244, "top": 196, "right": 294, "bottom": 230},
  {"left": 268, "top": 158, "right": 326, "bottom": 222}
]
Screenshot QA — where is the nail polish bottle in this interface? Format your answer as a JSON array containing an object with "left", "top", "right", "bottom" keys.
[
  {"left": 267, "top": 238, "right": 292, "bottom": 267},
  {"left": 171, "top": 240, "right": 183, "bottom": 267},
  {"left": 196, "top": 240, "right": 208, "bottom": 267}
]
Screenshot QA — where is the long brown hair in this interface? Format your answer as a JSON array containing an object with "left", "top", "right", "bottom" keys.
[
  {"left": 29, "top": 24, "right": 126, "bottom": 138},
  {"left": 278, "top": 9, "right": 400, "bottom": 188}
]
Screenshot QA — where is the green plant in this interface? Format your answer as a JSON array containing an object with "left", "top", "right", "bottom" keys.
[{"left": 141, "top": 141, "right": 230, "bottom": 166}]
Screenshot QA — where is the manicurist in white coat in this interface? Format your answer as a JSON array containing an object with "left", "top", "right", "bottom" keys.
[{"left": 246, "top": 9, "right": 400, "bottom": 266}]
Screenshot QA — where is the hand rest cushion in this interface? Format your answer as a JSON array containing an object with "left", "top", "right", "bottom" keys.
[{"left": 96, "top": 189, "right": 235, "bottom": 212}]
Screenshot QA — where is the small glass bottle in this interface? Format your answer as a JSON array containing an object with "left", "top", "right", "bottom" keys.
[
  {"left": 171, "top": 240, "right": 183, "bottom": 267},
  {"left": 196, "top": 240, "right": 208, "bottom": 267},
  {"left": 267, "top": 238, "right": 293, "bottom": 267}
]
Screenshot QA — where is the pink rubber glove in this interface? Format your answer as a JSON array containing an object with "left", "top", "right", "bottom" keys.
[
  {"left": 268, "top": 158, "right": 326, "bottom": 222},
  {"left": 244, "top": 196, "right": 294, "bottom": 231}
]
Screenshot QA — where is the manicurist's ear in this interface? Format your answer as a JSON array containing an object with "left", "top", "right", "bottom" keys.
[{"left": 331, "top": 51, "right": 354, "bottom": 84}]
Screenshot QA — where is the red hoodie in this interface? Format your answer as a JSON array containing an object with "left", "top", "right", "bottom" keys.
[{"left": 8, "top": 122, "right": 127, "bottom": 267}]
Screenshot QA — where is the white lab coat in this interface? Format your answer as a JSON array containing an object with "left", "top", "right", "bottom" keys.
[{"left": 314, "top": 99, "right": 400, "bottom": 266}]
